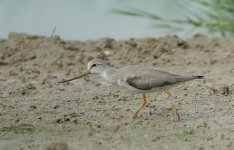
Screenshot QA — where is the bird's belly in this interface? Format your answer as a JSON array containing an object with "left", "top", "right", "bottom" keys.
[
  {"left": 117, "top": 79, "right": 163, "bottom": 94},
  {"left": 100, "top": 80, "right": 113, "bottom": 86}
]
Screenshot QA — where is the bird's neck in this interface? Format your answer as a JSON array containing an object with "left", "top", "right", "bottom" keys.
[{"left": 100, "top": 67, "right": 118, "bottom": 84}]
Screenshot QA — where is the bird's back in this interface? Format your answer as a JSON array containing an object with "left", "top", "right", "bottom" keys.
[{"left": 117, "top": 65, "right": 201, "bottom": 91}]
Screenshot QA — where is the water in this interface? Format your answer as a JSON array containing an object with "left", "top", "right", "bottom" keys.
[{"left": 0, "top": 0, "right": 202, "bottom": 40}]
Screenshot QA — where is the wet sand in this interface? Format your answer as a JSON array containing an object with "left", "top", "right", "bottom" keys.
[{"left": 0, "top": 33, "right": 234, "bottom": 150}]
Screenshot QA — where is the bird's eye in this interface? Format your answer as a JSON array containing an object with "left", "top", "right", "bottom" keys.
[{"left": 91, "top": 64, "right": 97, "bottom": 68}]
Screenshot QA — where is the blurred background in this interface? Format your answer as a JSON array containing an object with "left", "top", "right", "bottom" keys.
[{"left": 0, "top": 0, "right": 233, "bottom": 40}]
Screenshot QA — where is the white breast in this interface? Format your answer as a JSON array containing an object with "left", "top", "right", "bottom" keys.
[{"left": 101, "top": 70, "right": 117, "bottom": 85}]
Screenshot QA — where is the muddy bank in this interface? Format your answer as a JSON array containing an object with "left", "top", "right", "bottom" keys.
[{"left": 0, "top": 33, "right": 234, "bottom": 150}]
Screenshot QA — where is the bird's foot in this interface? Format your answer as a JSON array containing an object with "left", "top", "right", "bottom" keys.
[
  {"left": 172, "top": 105, "right": 180, "bottom": 121},
  {"left": 128, "top": 113, "right": 137, "bottom": 120}
]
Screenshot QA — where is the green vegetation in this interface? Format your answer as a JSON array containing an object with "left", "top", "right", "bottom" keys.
[
  {"left": 0, "top": 124, "right": 35, "bottom": 134},
  {"left": 176, "top": 129, "right": 194, "bottom": 141},
  {"left": 114, "top": 0, "right": 234, "bottom": 36},
  {"left": 0, "top": 124, "right": 75, "bottom": 134}
]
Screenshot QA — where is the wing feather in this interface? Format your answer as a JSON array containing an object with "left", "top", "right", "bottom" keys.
[
  {"left": 126, "top": 76, "right": 176, "bottom": 90},
  {"left": 124, "top": 67, "right": 193, "bottom": 90}
]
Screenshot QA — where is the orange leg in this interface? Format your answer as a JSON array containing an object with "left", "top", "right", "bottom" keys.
[
  {"left": 163, "top": 89, "right": 180, "bottom": 121},
  {"left": 128, "top": 94, "right": 147, "bottom": 120}
]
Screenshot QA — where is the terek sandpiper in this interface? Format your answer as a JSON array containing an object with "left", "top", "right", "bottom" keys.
[{"left": 59, "top": 59, "right": 203, "bottom": 120}]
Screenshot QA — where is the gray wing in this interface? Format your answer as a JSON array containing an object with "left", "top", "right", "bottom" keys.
[{"left": 125, "top": 67, "right": 194, "bottom": 90}]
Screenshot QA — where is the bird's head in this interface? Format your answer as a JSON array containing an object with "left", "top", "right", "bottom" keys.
[
  {"left": 58, "top": 59, "right": 108, "bottom": 83},
  {"left": 87, "top": 59, "right": 108, "bottom": 74}
]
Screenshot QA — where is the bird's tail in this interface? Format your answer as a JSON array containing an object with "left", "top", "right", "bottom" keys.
[
  {"left": 193, "top": 75, "right": 204, "bottom": 79},
  {"left": 174, "top": 75, "right": 204, "bottom": 82}
]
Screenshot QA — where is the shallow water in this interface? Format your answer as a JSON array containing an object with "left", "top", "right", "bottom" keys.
[{"left": 0, "top": 0, "right": 203, "bottom": 40}]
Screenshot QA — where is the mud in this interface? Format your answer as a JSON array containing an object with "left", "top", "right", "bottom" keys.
[{"left": 0, "top": 33, "right": 234, "bottom": 150}]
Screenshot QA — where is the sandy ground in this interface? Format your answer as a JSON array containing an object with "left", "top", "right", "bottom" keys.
[{"left": 0, "top": 33, "right": 234, "bottom": 150}]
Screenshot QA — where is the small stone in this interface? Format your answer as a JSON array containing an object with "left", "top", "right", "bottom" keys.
[
  {"left": 55, "top": 118, "right": 63, "bottom": 124},
  {"left": 45, "top": 142, "right": 69, "bottom": 150},
  {"left": 53, "top": 105, "right": 60, "bottom": 109},
  {"left": 29, "top": 105, "right": 37, "bottom": 109}
]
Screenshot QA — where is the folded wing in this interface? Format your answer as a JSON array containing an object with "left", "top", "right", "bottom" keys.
[{"left": 125, "top": 67, "right": 194, "bottom": 90}]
